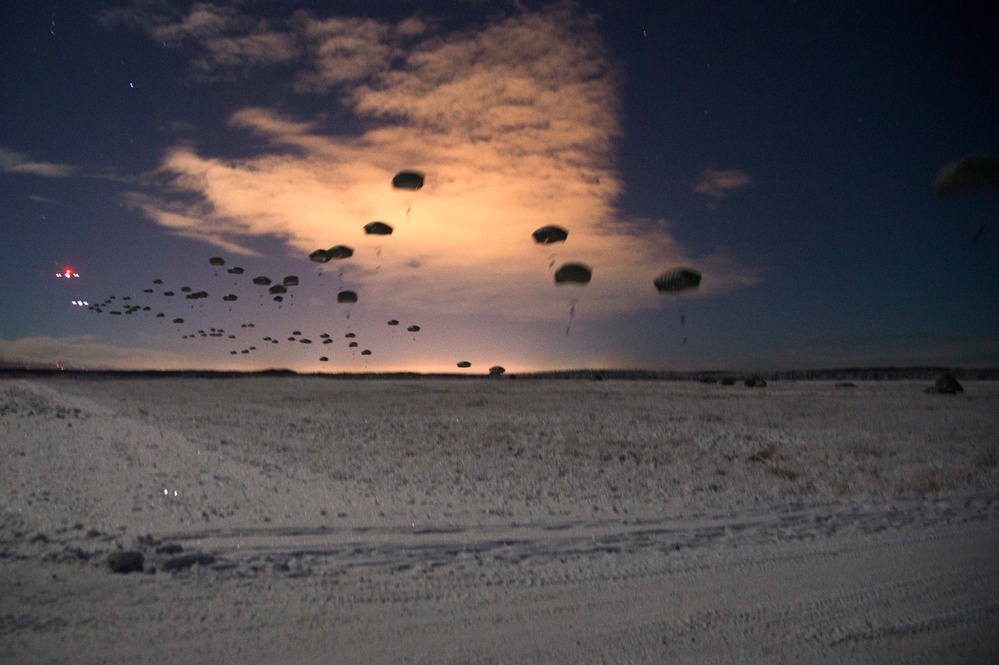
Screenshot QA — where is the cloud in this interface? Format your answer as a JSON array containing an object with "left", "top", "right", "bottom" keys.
[
  {"left": 193, "top": 30, "right": 299, "bottom": 74},
  {"left": 150, "top": 2, "right": 242, "bottom": 43},
  {"left": 292, "top": 14, "right": 396, "bottom": 91},
  {"left": 0, "top": 146, "right": 137, "bottom": 184},
  {"left": 694, "top": 167, "right": 751, "bottom": 198},
  {"left": 123, "top": 191, "right": 262, "bottom": 257},
  {"left": 0, "top": 336, "right": 200, "bottom": 370},
  {"left": 100, "top": 2, "right": 299, "bottom": 80},
  {"left": 100, "top": 3, "right": 414, "bottom": 86},
  {"left": 29, "top": 194, "right": 60, "bottom": 204},
  {"left": 121, "top": 2, "right": 759, "bottom": 323},
  {"left": 0, "top": 147, "right": 77, "bottom": 178}
]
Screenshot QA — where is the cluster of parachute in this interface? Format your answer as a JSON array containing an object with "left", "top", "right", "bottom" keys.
[
  {"left": 79, "top": 169, "right": 705, "bottom": 368},
  {"left": 75, "top": 156, "right": 999, "bottom": 370},
  {"left": 81, "top": 250, "right": 420, "bottom": 361},
  {"left": 77, "top": 172, "right": 434, "bottom": 365},
  {"left": 532, "top": 221, "right": 702, "bottom": 334}
]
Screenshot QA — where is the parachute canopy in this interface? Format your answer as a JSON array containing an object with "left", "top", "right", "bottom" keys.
[
  {"left": 364, "top": 221, "right": 394, "bottom": 236},
  {"left": 387, "top": 320, "right": 399, "bottom": 326},
  {"left": 222, "top": 294, "right": 237, "bottom": 302},
  {"left": 554, "top": 262, "right": 592, "bottom": 284},
  {"left": 934, "top": 156, "right": 999, "bottom": 195},
  {"left": 309, "top": 249, "right": 331, "bottom": 263},
  {"left": 654, "top": 268, "right": 702, "bottom": 293},
  {"left": 209, "top": 257, "right": 225, "bottom": 266},
  {"left": 337, "top": 290, "right": 358, "bottom": 303},
  {"left": 269, "top": 285, "right": 287, "bottom": 295},
  {"left": 252, "top": 276, "right": 272, "bottom": 286},
  {"left": 283, "top": 275, "right": 299, "bottom": 287},
  {"left": 457, "top": 361, "right": 472, "bottom": 368},
  {"left": 227, "top": 266, "right": 244, "bottom": 274},
  {"left": 407, "top": 325, "right": 420, "bottom": 332},
  {"left": 327, "top": 245, "right": 354, "bottom": 259},
  {"left": 392, "top": 170, "right": 424, "bottom": 190},
  {"left": 532, "top": 225, "right": 569, "bottom": 244}
]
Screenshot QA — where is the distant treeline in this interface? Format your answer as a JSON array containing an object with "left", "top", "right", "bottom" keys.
[
  {"left": 520, "top": 367, "right": 999, "bottom": 381},
  {"left": 1, "top": 366, "right": 997, "bottom": 381}
]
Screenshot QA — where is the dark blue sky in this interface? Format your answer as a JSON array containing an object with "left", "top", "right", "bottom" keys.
[{"left": 2, "top": 1, "right": 997, "bottom": 371}]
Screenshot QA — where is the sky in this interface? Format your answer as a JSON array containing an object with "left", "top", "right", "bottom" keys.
[{"left": 1, "top": 0, "right": 997, "bottom": 373}]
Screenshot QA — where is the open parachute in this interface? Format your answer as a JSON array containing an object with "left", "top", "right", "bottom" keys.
[
  {"left": 935, "top": 156, "right": 999, "bottom": 195},
  {"left": 654, "top": 268, "right": 701, "bottom": 293},
  {"left": 554, "top": 263, "right": 592, "bottom": 284},
  {"left": 392, "top": 171, "right": 424, "bottom": 190},
  {"left": 532, "top": 225, "right": 568, "bottom": 244},
  {"left": 364, "top": 221, "right": 394, "bottom": 236}
]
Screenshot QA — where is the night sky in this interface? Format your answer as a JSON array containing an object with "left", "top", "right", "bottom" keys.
[{"left": 2, "top": 1, "right": 997, "bottom": 373}]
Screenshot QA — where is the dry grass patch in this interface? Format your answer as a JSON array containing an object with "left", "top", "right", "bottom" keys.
[
  {"left": 746, "top": 444, "right": 804, "bottom": 483},
  {"left": 747, "top": 445, "right": 777, "bottom": 464},
  {"left": 769, "top": 465, "right": 801, "bottom": 481},
  {"left": 909, "top": 470, "right": 944, "bottom": 495},
  {"left": 974, "top": 447, "right": 998, "bottom": 470},
  {"left": 847, "top": 442, "right": 887, "bottom": 459}
]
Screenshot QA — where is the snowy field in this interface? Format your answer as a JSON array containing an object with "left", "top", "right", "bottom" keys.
[{"left": 2, "top": 376, "right": 998, "bottom": 664}]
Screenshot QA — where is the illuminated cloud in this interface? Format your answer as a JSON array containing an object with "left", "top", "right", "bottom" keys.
[
  {"left": 121, "top": 2, "right": 759, "bottom": 323},
  {"left": 0, "top": 146, "right": 77, "bottom": 178},
  {"left": 694, "top": 167, "right": 751, "bottom": 198}
]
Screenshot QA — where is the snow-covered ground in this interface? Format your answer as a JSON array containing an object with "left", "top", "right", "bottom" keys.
[{"left": 2, "top": 377, "right": 997, "bottom": 663}]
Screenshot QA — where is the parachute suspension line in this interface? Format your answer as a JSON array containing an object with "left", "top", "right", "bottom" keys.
[{"left": 566, "top": 298, "right": 578, "bottom": 336}]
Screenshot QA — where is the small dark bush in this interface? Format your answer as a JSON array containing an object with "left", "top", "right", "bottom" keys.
[{"left": 107, "top": 550, "right": 144, "bottom": 574}]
